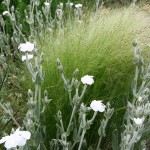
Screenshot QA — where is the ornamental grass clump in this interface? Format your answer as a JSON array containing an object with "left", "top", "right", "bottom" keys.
[{"left": 41, "top": 6, "right": 149, "bottom": 143}]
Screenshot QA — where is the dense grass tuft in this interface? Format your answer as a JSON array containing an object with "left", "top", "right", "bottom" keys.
[{"left": 37, "top": 7, "right": 149, "bottom": 147}]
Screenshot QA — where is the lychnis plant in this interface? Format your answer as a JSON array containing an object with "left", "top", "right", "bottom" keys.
[
  {"left": 0, "top": 42, "right": 52, "bottom": 150},
  {"left": 49, "top": 59, "right": 114, "bottom": 150},
  {"left": 119, "top": 42, "right": 150, "bottom": 150}
]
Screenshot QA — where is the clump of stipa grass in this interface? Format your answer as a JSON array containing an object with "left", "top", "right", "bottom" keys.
[{"left": 37, "top": 7, "right": 149, "bottom": 146}]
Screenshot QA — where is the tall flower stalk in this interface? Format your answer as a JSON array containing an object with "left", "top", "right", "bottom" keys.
[{"left": 120, "top": 42, "right": 150, "bottom": 149}]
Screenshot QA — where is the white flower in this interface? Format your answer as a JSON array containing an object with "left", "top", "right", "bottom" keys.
[
  {"left": 133, "top": 117, "right": 144, "bottom": 125},
  {"left": 44, "top": 2, "right": 50, "bottom": 6},
  {"left": 3, "top": 11, "right": 9, "bottom": 15},
  {"left": 81, "top": 75, "right": 94, "bottom": 85},
  {"left": 66, "top": 2, "right": 73, "bottom": 7},
  {"left": 59, "top": 2, "right": 63, "bottom": 9},
  {"left": 22, "top": 54, "right": 33, "bottom": 61},
  {"left": 75, "top": 4, "right": 82, "bottom": 9},
  {"left": 18, "top": 42, "right": 34, "bottom": 52},
  {"left": 90, "top": 100, "right": 106, "bottom": 112},
  {"left": 0, "top": 128, "right": 31, "bottom": 149},
  {"left": 137, "top": 96, "right": 142, "bottom": 102}
]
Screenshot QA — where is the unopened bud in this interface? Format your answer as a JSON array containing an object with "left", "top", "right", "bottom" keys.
[
  {"left": 28, "top": 99, "right": 36, "bottom": 109},
  {"left": 61, "top": 132, "right": 67, "bottom": 141},
  {"left": 28, "top": 89, "right": 33, "bottom": 98},
  {"left": 57, "top": 59, "right": 63, "bottom": 73},
  {"left": 11, "top": 6, "right": 14, "bottom": 12},
  {"left": 73, "top": 68, "right": 79, "bottom": 78},
  {"left": 57, "top": 110, "right": 62, "bottom": 120},
  {"left": 132, "top": 40, "right": 137, "bottom": 47},
  {"left": 80, "top": 103, "right": 87, "bottom": 113},
  {"left": 74, "top": 79, "right": 80, "bottom": 88},
  {"left": 26, "top": 110, "right": 33, "bottom": 119}
]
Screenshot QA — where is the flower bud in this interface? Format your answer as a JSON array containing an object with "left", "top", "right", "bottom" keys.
[
  {"left": 57, "top": 59, "right": 63, "bottom": 73},
  {"left": 28, "top": 89, "right": 33, "bottom": 98},
  {"left": 57, "top": 110, "right": 62, "bottom": 120},
  {"left": 80, "top": 103, "right": 87, "bottom": 113},
  {"left": 11, "top": 6, "right": 14, "bottom": 12},
  {"left": 25, "top": 119, "right": 34, "bottom": 128},
  {"left": 73, "top": 68, "right": 79, "bottom": 78},
  {"left": 43, "top": 96, "right": 52, "bottom": 106},
  {"left": 61, "top": 132, "right": 67, "bottom": 141},
  {"left": 104, "top": 108, "right": 114, "bottom": 119},
  {"left": 28, "top": 99, "right": 36, "bottom": 109},
  {"left": 40, "top": 53, "right": 44, "bottom": 64},
  {"left": 26, "top": 110, "right": 33, "bottom": 119},
  {"left": 132, "top": 40, "right": 137, "bottom": 47},
  {"left": 59, "top": 3, "right": 63, "bottom": 10},
  {"left": 74, "top": 79, "right": 80, "bottom": 88}
]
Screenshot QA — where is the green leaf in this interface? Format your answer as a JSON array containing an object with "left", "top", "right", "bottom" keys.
[
  {"left": 88, "top": 146, "right": 94, "bottom": 150},
  {"left": 56, "top": 123, "right": 64, "bottom": 134},
  {"left": 73, "top": 128, "right": 80, "bottom": 142},
  {"left": 112, "top": 129, "right": 119, "bottom": 150},
  {"left": 67, "top": 122, "right": 74, "bottom": 136},
  {"left": 131, "top": 79, "right": 137, "bottom": 96},
  {"left": 34, "top": 127, "right": 46, "bottom": 147}
]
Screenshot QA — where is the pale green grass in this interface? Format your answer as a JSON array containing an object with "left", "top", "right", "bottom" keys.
[{"left": 37, "top": 7, "right": 149, "bottom": 147}]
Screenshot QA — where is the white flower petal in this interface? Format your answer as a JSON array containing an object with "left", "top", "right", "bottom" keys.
[
  {"left": 138, "top": 96, "right": 142, "bottom": 102},
  {"left": 44, "top": 2, "right": 50, "bottom": 6},
  {"left": 15, "top": 137, "right": 26, "bottom": 146},
  {"left": 90, "top": 100, "right": 106, "bottom": 112},
  {"left": 18, "top": 42, "right": 34, "bottom": 52},
  {"left": 81, "top": 75, "right": 94, "bottom": 85},
  {"left": 133, "top": 118, "right": 144, "bottom": 125},
  {"left": 3, "top": 11, "right": 9, "bottom": 15},
  {"left": 19, "top": 131, "right": 31, "bottom": 140},
  {"left": 22, "top": 54, "right": 33, "bottom": 61},
  {"left": 66, "top": 2, "right": 73, "bottom": 7},
  {"left": 75, "top": 4, "right": 82, "bottom": 8},
  {"left": 0, "top": 129, "right": 31, "bottom": 149},
  {"left": 4, "top": 135, "right": 17, "bottom": 149},
  {"left": 26, "top": 42, "right": 34, "bottom": 51},
  {"left": 0, "top": 136, "right": 10, "bottom": 144}
]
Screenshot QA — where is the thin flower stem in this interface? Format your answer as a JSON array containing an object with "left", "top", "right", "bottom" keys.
[
  {"left": 38, "top": 86, "right": 41, "bottom": 121},
  {"left": 80, "top": 84, "right": 87, "bottom": 100},
  {"left": 15, "top": 25, "right": 26, "bottom": 41},
  {"left": 78, "top": 130, "right": 86, "bottom": 150},
  {"left": 68, "top": 91, "right": 72, "bottom": 106},
  {"left": 96, "top": 136, "right": 102, "bottom": 150},
  {"left": 67, "top": 105, "right": 76, "bottom": 132},
  {"left": 88, "top": 112, "right": 97, "bottom": 124},
  {"left": 10, "top": 115, "right": 21, "bottom": 128},
  {"left": 60, "top": 119, "right": 65, "bottom": 132},
  {"left": 34, "top": 84, "right": 38, "bottom": 101},
  {"left": 114, "top": 107, "right": 126, "bottom": 112},
  {"left": 61, "top": 73, "right": 67, "bottom": 86}
]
